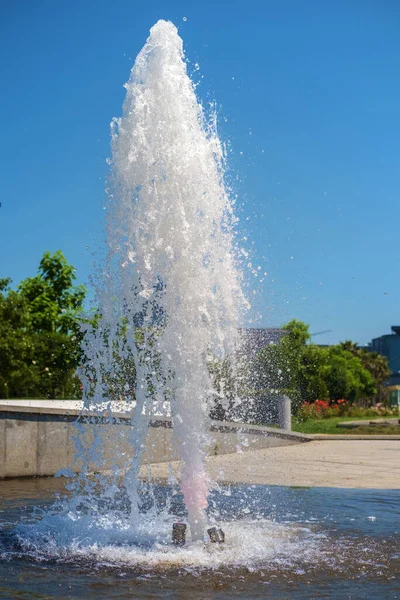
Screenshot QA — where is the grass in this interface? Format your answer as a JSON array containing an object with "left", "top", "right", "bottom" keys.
[{"left": 292, "top": 416, "right": 400, "bottom": 435}]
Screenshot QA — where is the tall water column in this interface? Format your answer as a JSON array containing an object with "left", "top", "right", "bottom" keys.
[{"left": 83, "top": 20, "right": 247, "bottom": 540}]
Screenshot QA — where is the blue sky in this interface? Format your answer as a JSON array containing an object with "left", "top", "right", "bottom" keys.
[{"left": 1, "top": 0, "right": 399, "bottom": 345}]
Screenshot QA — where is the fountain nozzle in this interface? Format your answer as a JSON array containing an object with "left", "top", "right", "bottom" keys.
[
  {"left": 207, "top": 526, "right": 225, "bottom": 543},
  {"left": 172, "top": 522, "right": 187, "bottom": 546}
]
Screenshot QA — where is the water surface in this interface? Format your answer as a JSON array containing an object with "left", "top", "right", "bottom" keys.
[{"left": 1, "top": 478, "right": 399, "bottom": 599}]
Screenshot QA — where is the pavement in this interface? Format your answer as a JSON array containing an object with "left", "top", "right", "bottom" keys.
[
  {"left": 1, "top": 401, "right": 399, "bottom": 488},
  {"left": 143, "top": 439, "right": 400, "bottom": 489}
]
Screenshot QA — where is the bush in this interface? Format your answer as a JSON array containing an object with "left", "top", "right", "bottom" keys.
[
  {"left": 343, "top": 403, "right": 397, "bottom": 419},
  {"left": 298, "top": 399, "right": 398, "bottom": 421},
  {"left": 298, "top": 399, "right": 348, "bottom": 420}
]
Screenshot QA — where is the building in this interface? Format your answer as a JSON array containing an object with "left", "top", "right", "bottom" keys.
[
  {"left": 370, "top": 326, "right": 400, "bottom": 386},
  {"left": 238, "top": 327, "right": 285, "bottom": 361}
]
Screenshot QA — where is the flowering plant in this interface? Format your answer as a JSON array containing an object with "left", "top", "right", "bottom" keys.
[
  {"left": 298, "top": 397, "right": 399, "bottom": 421},
  {"left": 298, "top": 398, "right": 347, "bottom": 420}
]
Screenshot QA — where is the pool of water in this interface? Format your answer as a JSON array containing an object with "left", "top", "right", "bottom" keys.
[{"left": 0, "top": 478, "right": 399, "bottom": 599}]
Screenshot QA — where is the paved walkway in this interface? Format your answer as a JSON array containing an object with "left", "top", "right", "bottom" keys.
[{"left": 144, "top": 440, "right": 400, "bottom": 489}]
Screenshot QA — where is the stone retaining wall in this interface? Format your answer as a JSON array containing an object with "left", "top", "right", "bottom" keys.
[{"left": 0, "top": 404, "right": 310, "bottom": 478}]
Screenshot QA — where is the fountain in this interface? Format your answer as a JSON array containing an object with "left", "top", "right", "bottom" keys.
[
  {"left": 71, "top": 18, "right": 248, "bottom": 543},
  {"left": 1, "top": 20, "right": 399, "bottom": 599}
]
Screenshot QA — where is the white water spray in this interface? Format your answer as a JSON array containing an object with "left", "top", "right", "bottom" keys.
[{"left": 80, "top": 20, "right": 247, "bottom": 541}]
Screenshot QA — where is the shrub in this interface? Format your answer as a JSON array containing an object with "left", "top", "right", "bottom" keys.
[
  {"left": 298, "top": 398, "right": 398, "bottom": 421},
  {"left": 298, "top": 398, "right": 347, "bottom": 421}
]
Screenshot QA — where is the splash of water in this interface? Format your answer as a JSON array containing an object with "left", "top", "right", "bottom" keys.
[{"left": 77, "top": 19, "right": 247, "bottom": 541}]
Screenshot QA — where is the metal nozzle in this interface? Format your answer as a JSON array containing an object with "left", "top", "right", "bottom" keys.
[
  {"left": 207, "top": 526, "right": 225, "bottom": 543},
  {"left": 172, "top": 522, "right": 187, "bottom": 546}
]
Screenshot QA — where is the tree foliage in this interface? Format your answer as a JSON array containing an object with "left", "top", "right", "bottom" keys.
[
  {"left": 0, "top": 251, "right": 86, "bottom": 398},
  {"left": 339, "top": 340, "right": 390, "bottom": 403},
  {"left": 318, "top": 346, "right": 376, "bottom": 402},
  {"left": 251, "top": 320, "right": 381, "bottom": 424}
]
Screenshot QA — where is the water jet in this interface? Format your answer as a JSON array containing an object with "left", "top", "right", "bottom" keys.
[{"left": 71, "top": 17, "right": 248, "bottom": 543}]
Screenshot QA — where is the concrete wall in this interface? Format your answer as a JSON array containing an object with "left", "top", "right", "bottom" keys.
[{"left": 0, "top": 405, "right": 310, "bottom": 478}]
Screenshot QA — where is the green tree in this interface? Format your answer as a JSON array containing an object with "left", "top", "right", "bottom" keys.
[
  {"left": 300, "top": 344, "right": 330, "bottom": 402},
  {"left": 254, "top": 319, "right": 312, "bottom": 398},
  {"left": 0, "top": 278, "right": 39, "bottom": 397},
  {"left": 251, "top": 321, "right": 377, "bottom": 424},
  {"left": 319, "top": 346, "right": 376, "bottom": 402},
  {"left": 18, "top": 250, "right": 85, "bottom": 335},
  {"left": 248, "top": 319, "right": 312, "bottom": 422},
  {"left": 0, "top": 251, "right": 86, "bottom": 398},
  {"left": 282, "top": 319, "right": 311, "bottom": 346},
  {"left": 339, "top": 341, "right": 390, "bottom": 403}
]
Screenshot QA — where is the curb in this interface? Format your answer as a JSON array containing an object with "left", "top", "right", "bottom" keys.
[{"left": 308, "top": 434, "right": 400, "bottom": 440}]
